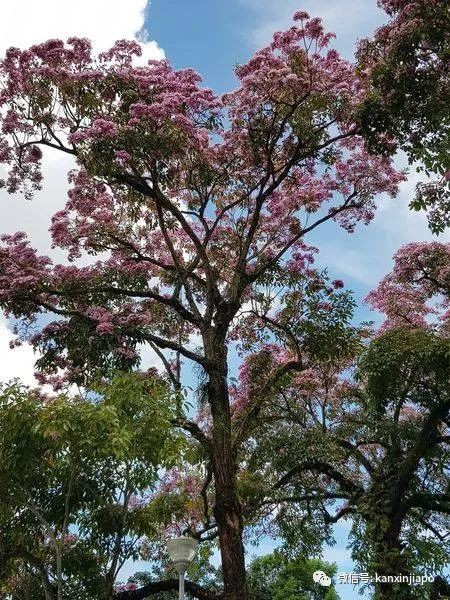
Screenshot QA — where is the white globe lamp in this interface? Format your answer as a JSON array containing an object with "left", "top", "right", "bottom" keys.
[{"left": 167, "top": 536, "right": 199, "bottom": 600}]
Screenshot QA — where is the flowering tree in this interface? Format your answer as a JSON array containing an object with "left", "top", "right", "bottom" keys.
[
  {"left": 0, "top": 12, "right": 405, "bottom": 599},
  {"left": 234, "top": 244, "right": 450, "bottom": 599},
  {"left": 366, "top": 241, "right": 450, "bottom": 331},
  {"left": 356, "top": 0, "right": 450, "bottom": 233}
]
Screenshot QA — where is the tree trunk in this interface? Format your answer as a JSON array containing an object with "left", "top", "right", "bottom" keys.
[
  {"left": 371, "top": 516, "right": 413, "bottom": 600},
  {"left": 205, "top": 331, "right": 248, "bottom": 600}
]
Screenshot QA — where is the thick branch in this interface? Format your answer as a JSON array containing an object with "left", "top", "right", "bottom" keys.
[
  {"left": 132, "top": 331, "right": 209, "bottom": 369},
  {"left": 336, "top": 438, "right": 374, "bottom": 475},
  {"left": 274, "top": 460, "right": 364, "bottom": 496},
  {"left": 34, "top": 300, "right": 209, "bottom": 369},
  {"left": 172, "top": 417, "right": 211, "bottom": 449},
  {"left": 114, "top": 578, "right": 221, "bottom": 600},
  {"left": 406, "top": 492, "right": 450, "bottom": 515},
  {"left": 324, "top": 505, "right": 356, "bottom": 524},
  {"left": 257, "top": 492, "right": 349, "bottom": 508},
  {"left": 233, "top": 359, "right": 303, "bottom": 447},
  {"left": 394, "top": 400, "right": 450, "bottom": 510}
]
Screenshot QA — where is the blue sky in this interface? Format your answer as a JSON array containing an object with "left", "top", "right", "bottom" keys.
[
  {"left": 146, "top": 0, "right": 385, "bottom": 85},
  {"left": 0, "top": 1, "right": 447, "bottom": 597}
]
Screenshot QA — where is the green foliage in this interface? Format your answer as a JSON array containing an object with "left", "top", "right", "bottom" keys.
[
  {"left": 356, "top": 0, "right": 450, "bottom": 233},
  {"left": 241, "top": 265, "right": 367, "bottom": 361},
  {"left": 358, "top": 328, "right": 450, "bottom": 412},
  {"left": 243, "top": 328, "right": 450, "bottom": 598},
  {"left": 0, "top": 373, "right": 180, "bottom": 599},
  {"left": 357, "top": 1, "right": 450, "bottom": 173},
  {"left": 409, "top": 182, "right": 450, "bottom": 235},
  {"left": 246, "top": 552, "right": 339, "bottom": 600},
  {"left": 124, "top": 552, "right": 340, "bottom": 600}
]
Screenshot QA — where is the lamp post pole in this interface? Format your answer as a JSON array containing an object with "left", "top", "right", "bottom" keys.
[
  {"left": 167, "top": 536, "right": 199, "bottom": 600},
  {"left": 179, "top": 571, "right": 185, "bottom": 600}
]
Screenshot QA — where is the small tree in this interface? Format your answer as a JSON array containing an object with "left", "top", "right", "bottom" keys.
[
  {"left": 0, "top": 374, "right": 178, "bottom": 600},
  {"left": 246, "top": 552, "right": 339, "bottom": 600}
]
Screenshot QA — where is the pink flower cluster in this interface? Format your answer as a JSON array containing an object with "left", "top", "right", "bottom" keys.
[
  {"left": 0, "top": 232, "right": 52, "bottom": 311},
  {"left": 69, "top": 118, "right": 119, "bottom": 144},
  {"left": 115, "top": 582, "right": 138, "bottom": 593},
  {"left": 366, "top": 242, "right": 450, "bottom": 330}
]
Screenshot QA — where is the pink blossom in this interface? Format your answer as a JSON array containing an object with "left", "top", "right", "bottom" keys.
[
  {"left": 332, "top": 279, "right": 344, "bottom": 289},
  {"left": 366, "top": 242, "right": 450, "bottom": 330},
  {"left": 293, "top": 11, "right": 310, "bottom": 21}
]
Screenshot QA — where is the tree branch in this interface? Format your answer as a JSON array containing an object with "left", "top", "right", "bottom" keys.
[
  {"left": 274, "top": 460, "right": 364, "bottom": 496},
  {"left": 406, "top": 492, "right": 450, "bottom": 514},
  {"left": 172, "top": 417, "right": 211, "bottom": 449},
  {"left": 114, "top": 578, "right": 221, "bottom": 600}
]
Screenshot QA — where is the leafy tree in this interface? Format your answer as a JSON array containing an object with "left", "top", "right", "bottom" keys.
[
  {"left": 0, "top": 373, "right": 179, "bottom": 600},
  {"left": 0, "top": 11, "right": 404, "bottom": 599},
  {"left": 243, "top": 327, "right": 449, "bottom": 600},
  {"left": 246, "top": 552, "right": 339, "bottom": 600},
  {"left": 356, "top": 0, "right": 450, "bottom": 233}
]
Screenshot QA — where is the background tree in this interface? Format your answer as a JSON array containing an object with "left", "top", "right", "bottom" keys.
[
  {"left": 246, "top": 552, "right": 339, "bottom": 600},
  {"left": 356, "top": 0, "right": 450, "bottom": 234},
  {"left": 0, "top": 11, "right": 404, "bottom": 599},
  {"left": 0, "top": 373, "right": 179, "bottom": 600},
  {"left": 240, "top": 327, "right": 449, "bottom": 599}
]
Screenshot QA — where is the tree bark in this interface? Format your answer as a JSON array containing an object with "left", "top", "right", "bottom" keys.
[
  {"left": 370, "top": 515, "right": 413, "bottom": 600},
  {"left": 205, "top": 330, "right": 248, "bottom": 600}
]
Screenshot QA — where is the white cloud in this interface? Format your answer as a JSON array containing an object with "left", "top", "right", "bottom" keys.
[
  {"left": 136, "top": 342, "right": 166, "bottom": 372},
  {"left": 375, "top": 167, "right": 449, "bottom": 243},
  {"left": 0, "top": 0, "right": 163, "bottom": 59},
  {"left": 0, "top": 316, "right": 38, "bottom": 386},
  {"left": 316, "top": 240, "right": 382, "bottom": 287},
  {"left": 240, "top": 0, "right": 385, "bottom": 58},
  {"left": 0, "top": 151, "right": 75, "bottom": 254}
]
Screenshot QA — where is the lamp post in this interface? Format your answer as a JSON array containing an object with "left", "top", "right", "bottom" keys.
[{"left": 167, "top": 536, "right": 199, "bottom": 600}]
